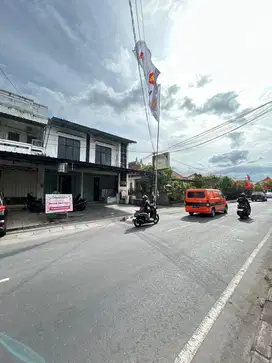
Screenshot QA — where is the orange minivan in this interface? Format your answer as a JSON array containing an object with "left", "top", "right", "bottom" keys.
[{"left": 185, "top": 189, "right": 228, "bottom": 217}]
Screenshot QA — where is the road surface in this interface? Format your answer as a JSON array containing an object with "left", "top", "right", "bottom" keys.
[{"left": 0, "top": 201, "right": 272, "bottom": 363}]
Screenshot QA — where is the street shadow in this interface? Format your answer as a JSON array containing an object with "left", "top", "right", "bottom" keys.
[
  {"left": 124, "top": 224, "right": 155, "bottom": 234},
  {"left": 181, "top": 213, "right": 227, "bottom": 224},
  {"left": 238, "top": 217, "right": 255, "bottom": 224}
]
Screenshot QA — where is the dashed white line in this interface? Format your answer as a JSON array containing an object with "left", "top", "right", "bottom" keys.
[
  {"left": 173, "top": 227, "right": 272, "bottom": 363},
  {"left": 0, "top": 277, "right": 10, "bottom": 284}
]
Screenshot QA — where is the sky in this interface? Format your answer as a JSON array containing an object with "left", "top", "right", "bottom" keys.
[{"left": 0, "top": 0, "right": 272, "bottom": 181}]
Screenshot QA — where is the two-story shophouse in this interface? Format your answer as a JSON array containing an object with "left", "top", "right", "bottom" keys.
[
  {"left": 43, "top": 117, "right": 136, "bottom": 203},
  {"left": 0, "top": 89, "right": 136, "bottom": 204},
  {"left": 0, "top": 89, "right": 48, "bottom": 204}
]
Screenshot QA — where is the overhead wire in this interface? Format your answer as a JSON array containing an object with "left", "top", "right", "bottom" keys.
[
  {"left": 0, "top": 66, "right": 22, "bottom": 95},
  {"left": 170, "top": 102, "right": 272, "bottom": 153},
  {"left": 141, "top": 100, "right": 272, "bottom": 161},
  {"left": 128, "top": 0, "right": 155, "bottom": 152}
]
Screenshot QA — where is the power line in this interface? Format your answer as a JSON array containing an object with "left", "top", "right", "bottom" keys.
[
  {"left": 161, "top": 101, "right": 272, "bottom": 153},
  {"left": 0, "top": 66, "right": 22, "bottom": 95},
  {"left": 142, "top": 100, "right": 272, "bottom": 161},
  {"left": 128, "top": 0, "right": 155, "bottom": 152},
  {"left": 170, "top": 103, "right": 272, "bottom": 153}
]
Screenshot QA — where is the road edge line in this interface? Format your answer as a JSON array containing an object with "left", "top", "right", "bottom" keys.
[{"left": 173, "top": 227, "right": 272, "bottom": 363}]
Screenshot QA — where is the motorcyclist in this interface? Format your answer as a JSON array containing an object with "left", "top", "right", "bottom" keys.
[
  {"left": 237, "top": 192, "right": 251, "bottom": 213},
  {"left": 140, "top": 195, "right": 151, "bottom": 218}
]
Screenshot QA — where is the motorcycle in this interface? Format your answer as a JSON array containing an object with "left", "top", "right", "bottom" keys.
[
  {"left": 73, "top": 194, "right": 87, "bottom": 211},
  {"left": 133, "top": 204, "right": 159, "bottom": 227},
  {"left": 237, "top": 203, "right": 251, "bottom": 219},
  {"left": 24, "top": 193, "right": 45, "bottom": 213}
]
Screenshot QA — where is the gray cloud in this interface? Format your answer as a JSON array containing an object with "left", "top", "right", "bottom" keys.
[
  {"left": 189, "top": 74, "right": 212, "bottom": 88},
  {"left": 161, "top": 84, "right": 180, "bottom": 110},
  {"left": 79, "top": 82, "right": 142, "bottom": 113},
  {"left": 209, "top": 150, "right": 249, "bottom": 167},
  {"left": 200, "top": 91, "right": 240, "bottom": 115},
  {"left": 227, "top": 132, "right": 245, "bottom": 149},
  {"left": 180, "top": 97, "right": 196, "bottom": 112},
  {"left": 179, "top": 91, "right": 241, "bottom": 116},
  {"left": 214, "top": 165, "right": 272, "bottom": 182}
]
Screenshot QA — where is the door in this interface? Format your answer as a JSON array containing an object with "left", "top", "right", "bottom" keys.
[
  {"left": 59, "top": 175, "right": 72, "bottom": 194},
  {"left": 93, "top": 177, "right": 100, "bottom": 201}
]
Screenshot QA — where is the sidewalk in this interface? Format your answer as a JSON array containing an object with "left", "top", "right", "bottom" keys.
[
  {"left": 249, "top": 271, "right": 272, "bottom": 362},
  {"left": 6, "top": 204, "right": 184, "bottom": 233}
]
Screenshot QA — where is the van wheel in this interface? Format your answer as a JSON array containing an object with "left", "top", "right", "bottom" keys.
[
  {"left": 189, "top": 212, "right": 194, "bottom": 216},
  {"left": 210, "top": 208, "right": 216, "bottom": 217},
  {"left": 224, "top": 205, "right": 228, "bottom": 214}
]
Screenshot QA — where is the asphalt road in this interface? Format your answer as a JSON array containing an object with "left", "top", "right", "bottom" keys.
[{"left": 0, "top": 201, "right": 272, "bottom": 363}]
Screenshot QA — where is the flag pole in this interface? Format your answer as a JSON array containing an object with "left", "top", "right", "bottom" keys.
[{"left": 154, "top": 114, "right": 160, "bottom": 205}]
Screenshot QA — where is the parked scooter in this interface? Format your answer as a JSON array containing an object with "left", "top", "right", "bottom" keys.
[
  {"left": 237, "top": 203, "right": 251, "bottom": 219},
  {"left": 73, "top": 194, "right": 87, "bottom": 211},
  {"left": 133, "top": 203, "right": 159, "bottom": 227},
  {"left": 24, "top": 193, "right": 45, "bottom": 213}
]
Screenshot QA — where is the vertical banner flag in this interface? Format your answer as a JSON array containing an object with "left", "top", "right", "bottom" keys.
[
  {"left": 133, "top": 40, "right": 161, "bottom": 98},
  {"left": 150, "top": 83, "right": 161, "bottom": 122}
]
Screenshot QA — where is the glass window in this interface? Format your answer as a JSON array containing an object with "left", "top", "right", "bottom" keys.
[
  {"left": 58, "top": 136, "right": 80, "bottom": 161},
  {"left": 187, "top": 191, "right": 205, "bottom": 198},
  {"left": 8, "top": 132, "right": 20, "bottom": 142},
  {"left": 95, "top": 145, "right": 112, "bottom": 166}
]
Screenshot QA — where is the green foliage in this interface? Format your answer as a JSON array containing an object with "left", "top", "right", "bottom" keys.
[{"left": 138, "top": 164, "right": 271, "bottom": 200}]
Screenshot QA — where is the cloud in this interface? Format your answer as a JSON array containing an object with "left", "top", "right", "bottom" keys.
[
  {"left": 161, "top": 84, "right": 180, "bottom": 110},
  {"left": 77, "top": 81, "right": 142, "bottom": 114},
  {"left": 1, "top": 0, "right": 272, "bottom": 182},
  {"left": 227, "top": 132, "right": 245, "bottom": 149},
  {"left": 189, "top": 74, "right": 212, "bottom": 88},
  {"left": 209, "top": 150, "right": 249, "bottom": 167}
]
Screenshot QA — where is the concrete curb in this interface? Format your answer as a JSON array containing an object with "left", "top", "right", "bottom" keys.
[
  {"left": 6, "top": 207, "right": 184, "bottom": 235},
  {"left": 249, "top": 285, "right": 272, "bottom": 362}
]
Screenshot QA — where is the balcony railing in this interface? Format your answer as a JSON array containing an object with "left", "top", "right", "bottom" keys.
[
  {"left": 0, "top": 89, "right": 48, "bottom": 125},
  {"left": 0, "top": 138, "right": 44, "bottom": 155}
]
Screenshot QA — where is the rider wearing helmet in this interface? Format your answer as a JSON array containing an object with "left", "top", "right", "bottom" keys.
[
  {"left": 140, "top": 195, "right": 151, "bottom": 217},
  {"left": 237, "top": 192, "right": 251, "bottom": 213}
]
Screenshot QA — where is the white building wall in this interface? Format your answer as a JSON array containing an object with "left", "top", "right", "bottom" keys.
[
  {"left": 89, "top": 136, "right": 120, "bottom": 167},
  {"left": 0, "top": 90, "right": 48, "bottom": 124},
  {"left": 44, "top": 126, "right": 87, "bottom": 162}
]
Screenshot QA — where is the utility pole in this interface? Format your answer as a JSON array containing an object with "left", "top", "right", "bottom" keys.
[{"left": 154, "top": 116, "right": 160, "bottom": 205}]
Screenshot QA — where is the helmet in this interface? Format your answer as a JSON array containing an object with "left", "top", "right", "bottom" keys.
[
  {"left": 240, "top": 192, "right": 246, "bottom": 197},
  {"left": 142, "top": 195, "right": 148, "bottom": 200}
]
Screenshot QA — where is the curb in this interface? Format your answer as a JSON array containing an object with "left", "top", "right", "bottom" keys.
[
  {"left": 249, "top": 284, "right": 272, "bottom": 362},
  {"left": 6, "top": 207, "right": 185, "bottom": 235}
]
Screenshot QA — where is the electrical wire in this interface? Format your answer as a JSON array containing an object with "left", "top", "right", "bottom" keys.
[
  {"left": 128, "top": 0, "right": 155, "bottom": 152},
  {"left": 142, "top": 100, "right": 272, "bottom": 161},
  {"left": 0, "top": 67, "right": 22, "bottom": 95},
  {"left": 170, "top": 103, "right": 272, "bottom": 153}
]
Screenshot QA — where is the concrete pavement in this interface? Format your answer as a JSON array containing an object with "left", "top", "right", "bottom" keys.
[{"left": 0, "top": 201, "right": 272, "bottom": 363}]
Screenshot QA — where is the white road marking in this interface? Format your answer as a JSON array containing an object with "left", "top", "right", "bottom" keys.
[
  {"left": 173, "top": 227, "right": 272, "bottom": 363},
  {"left": 166, "top": 224, "right": 191, "bottom": 232},
  {"left": 0, "top": 277, "right": 10, "bottom": 284}
]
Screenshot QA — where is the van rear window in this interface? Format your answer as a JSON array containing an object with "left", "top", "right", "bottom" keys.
[{"left": 187, "top": 191, "right": 205, "bottom": 198}]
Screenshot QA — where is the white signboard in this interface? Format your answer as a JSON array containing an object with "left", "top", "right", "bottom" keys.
[
  {"left": 45, "top": 194, "right": 73, "bottom": 214},
  {"left": 152, "top": 152, "right": 170, "bottom": 170}
]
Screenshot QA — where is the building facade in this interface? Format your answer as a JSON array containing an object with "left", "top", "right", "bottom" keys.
[{"left": 0, "top": 90, "right": 136, "bottom": 205}]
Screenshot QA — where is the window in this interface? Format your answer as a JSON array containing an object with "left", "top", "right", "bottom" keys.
[
  {"left": 58, "top": 136, "right": 80, "bottom": 161},
  {"left": 187, "top": 191, "right": 205, "bottom": 198},
  {"left": 95, "top": 144, "right": 112, "bottom": 166},
  {"left": 8, "top": 132, "right": 20, "bottom": 142},
  {"left": 27, "top": 135, "right": 35, "bottom": 144},
  {"left": 120, "top": 143, "right": 127, "bottom": 168}
]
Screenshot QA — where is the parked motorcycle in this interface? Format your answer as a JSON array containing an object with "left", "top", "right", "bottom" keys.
[
  {"left": 237, "top": 203, "right": 251, "bottom": 219},
  {"left": 73, "top": 194, "right": 87, "bottom": 211},
  {"left": 133, "top": 204, "right": 159, "bottom": 227},
  {"left": 24, "top": 193, "right": 45, "bottom": 213}
]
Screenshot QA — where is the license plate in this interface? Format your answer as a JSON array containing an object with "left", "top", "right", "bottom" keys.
[
  {"left": 238, "top": 208, "right": 244, "bottom": 212},
  {"left": 193, "top": 204, "right": 199, "bottom": 208}
]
